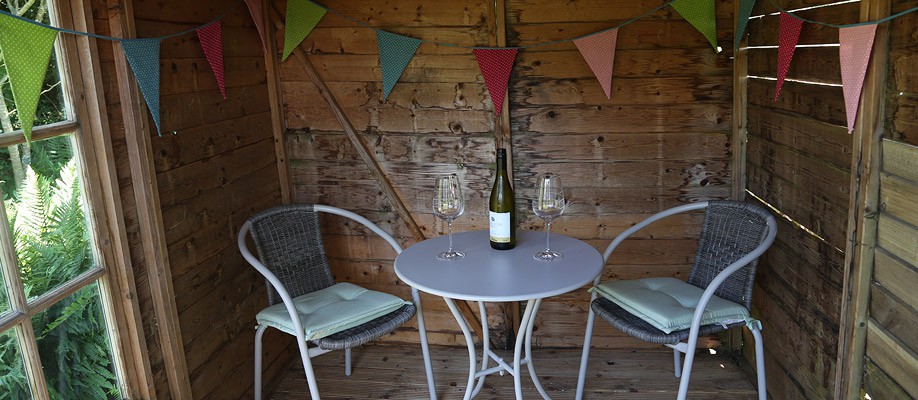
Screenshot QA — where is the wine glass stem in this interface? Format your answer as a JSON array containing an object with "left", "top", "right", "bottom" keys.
[
  {"left": 447, "top": 219, "right": 454, "bottom": 252},
  {"left": 545, "top": 220, "right": 552, "bottom": 251}
]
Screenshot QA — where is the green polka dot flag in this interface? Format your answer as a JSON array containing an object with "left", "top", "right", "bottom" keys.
[
  {"left": 377, "top": 31, "right": 421, "bottom": 100},
  {"left": 0, "top": 13, "right": 59, "bottom": 142},
  {"left": 282, "top": 0, "right": 326, "bottom": 61},
  {"left": 672, "top": 0, "right": 718, "bottom": 49}
]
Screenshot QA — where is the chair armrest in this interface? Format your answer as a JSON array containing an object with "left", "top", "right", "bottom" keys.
[{"left": 314, "top": 205, "right": 403, "bottom": 254}]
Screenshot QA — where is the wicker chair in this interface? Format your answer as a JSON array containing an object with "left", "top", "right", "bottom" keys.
[
  {"left": 575, "top": 201, "right": 777, "bottom": 400},
  {"left": 238, "top": 204, "right": 436, "bottom": 400}
]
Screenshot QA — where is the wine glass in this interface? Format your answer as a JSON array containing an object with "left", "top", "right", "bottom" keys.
[
  {"left": 532, "top": 173, "right": 566, "bottom": 261},
  {"left": 432, "top": 174, "right": 465, "bottom": 260}
]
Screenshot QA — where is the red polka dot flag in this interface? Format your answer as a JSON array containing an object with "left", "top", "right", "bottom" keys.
[{"left": 473, "top": 48, "right": 518, "bottom": 116}]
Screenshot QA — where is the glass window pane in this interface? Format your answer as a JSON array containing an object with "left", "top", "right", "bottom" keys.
[
  {"left": 0, "top": 0, "right": 70, "bottom": 132},
  {"left": 33, "top": 283, "right": 119, "bottom": 400},
  {"left": 0, "top": 329, "right": 32, "bottom": 399},
  {"left": 1, "top": 267, "right": 10, "bottom": 315},
  {"left": 2, "top": 136, "right": 95, "bottom": 302}
]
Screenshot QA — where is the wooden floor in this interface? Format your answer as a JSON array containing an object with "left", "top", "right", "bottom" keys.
[{"left": 268, "top": 344, "right": 758, "bottom": 399}]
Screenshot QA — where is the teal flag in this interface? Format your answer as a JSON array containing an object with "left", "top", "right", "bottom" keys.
[
  {"left": 672, "top": 0, "right": 718, "bottom": 49},
  {"left": 0, "top": 13, "right": 59, "bottom": 142},
  {"left": 121, "top": 38, "right": 163, "bottom": 135},
  {"left": 735, "top": 0, "right": 757, "bottom": 50},
  {"left": 282, "top": 0, "right": 326, "bottom": 61},
  {"left": 377, "top": 31, "right": 421, "bottom": 100}
]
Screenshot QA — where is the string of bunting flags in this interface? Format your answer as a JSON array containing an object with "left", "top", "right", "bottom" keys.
[{"left": 0, "top": 0, "right": 915, "bottom": 141}]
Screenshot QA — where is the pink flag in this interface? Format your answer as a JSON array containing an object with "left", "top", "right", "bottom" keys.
[
  {"left": 245, "top": 0, "right": 267, "bottom": 51},
  {"left": 473, "top": 48, "right": 518, "bottom": 116},
  {"left": 839, "top": 25, "right": 877, "bottom": 133},
  {"left": 775, "top": 12, "right": 803, "bottom": 101},
  {"left": 573, "top": 29, "right": 619, "bottom": 99},
  {"left": 197, "top": 21, "right": 226, "bottom": 99}
]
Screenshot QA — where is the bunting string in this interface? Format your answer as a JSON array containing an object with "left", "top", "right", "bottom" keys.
[
  {"left": 763, "top": 0, "right": 918, "bottom": 28},
  {"left": 0, "top": 0, "right": 245, "bottom": 41}
]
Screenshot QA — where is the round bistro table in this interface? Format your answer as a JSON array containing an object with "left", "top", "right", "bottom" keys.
[{"left": 395, "top": 230, "right": 603, "bottom": 399}]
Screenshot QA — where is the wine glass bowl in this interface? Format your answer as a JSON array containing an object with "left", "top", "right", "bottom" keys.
[
  {"left": 532, "top": 173, "right": 566, "bottom": 261},
  {"left": 432, "top": 174, "right": 465, "bottom": 260}
]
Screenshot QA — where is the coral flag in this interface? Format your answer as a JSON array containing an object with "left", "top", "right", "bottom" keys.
[
  {"left": 573, "top": 29, "right": 619, "bottom": 100},
  {"left": 197, "top": 21, "right": 227, "bottom": 99},
  {"left": 672, "top": 0, "right": 718, "bottom": 49},
  {"left": 735, "top": 0, "right": 757, "bottom": 50},
  {"left": 121, "top": 38, "right": 164, "bottom": 135},
  {"left": 244, "top": 0, "right": 267, "bottom": 51},
  {"left": 473, "top": 48, "right": 518, "bottom": 116},
  {"left": 839, "top": 25, "right": 877, "bottom": 133},
  {"left": 282, "top": 0, "right": 326, "bottom": 61},
  {"left": 0, "top": 13, "right": 59, "bottom": 142},
  {"left": 377, "top": 31, "right": 421, "bottom": 100},
  {"left": 775, "top": 12, "right": 803, "bottom": 101}
]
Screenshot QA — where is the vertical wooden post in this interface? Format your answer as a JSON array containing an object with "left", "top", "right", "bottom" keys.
[
  {"left": 836, "top": 0, "right": 890, "bottom": 398},
  {"left": 261, "top": 0, "right": 292, "bottom": 204},
  {"left": 107, "top": 0, "right": 193, "bottom": 397},
  {"left": 729, "top": 0, "right": 751, "bottom": 356}
]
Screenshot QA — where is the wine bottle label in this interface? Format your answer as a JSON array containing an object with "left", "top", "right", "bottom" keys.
[{"left": 489, "top": 211, "right": 512, "bottom": 242}]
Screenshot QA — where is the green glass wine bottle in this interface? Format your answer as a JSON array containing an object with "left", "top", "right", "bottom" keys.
[{"left": 489, "top": 148, "right": 516, "bottom": 250}]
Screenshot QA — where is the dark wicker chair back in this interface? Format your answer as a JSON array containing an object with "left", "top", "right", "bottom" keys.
[
  {"left": 247, "top": 204, "right": 335, "bottom": 306},
  {"left": 688, "top": 201, "right": 774, "bottom": 309}
]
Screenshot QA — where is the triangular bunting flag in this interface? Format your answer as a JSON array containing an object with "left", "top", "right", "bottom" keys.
[
  {"left": 244, "top": 0, "right": 267, "bottom": 51},
  {"left": 839, "top": 24, "right": 877, "bottom": 133},
  {"left": 672, "top": 0, "right": 717, "bottom": 49},
  {"left": 735, "top": 0, "right": 757, "bottom": 50},
  {"left": 775, "top": 12, "right": 803, "bottom": 101},
  {"left": 121, "top": 38, "right": 164, "bottom": 135},
  {"left": 197, "top": 21, "right": 227, "bottom": 99},
  {"left": 282, "top": 0, "right": 326, "bottom": 61},
  {"left": 0, "top": 14, "right": 59, "bottom": 142},
  {"left": 377, "top": 30, "right": 421, "bottom": 100},
  {"left": 473, "top": 48, "right": 518, "bottom": 116},
  {"left": 573, "top": 29, "right": 619, "bottom": 100}
]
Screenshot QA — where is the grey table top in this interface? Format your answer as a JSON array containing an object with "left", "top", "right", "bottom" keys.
[{"left": 394, "top": 230, "right": 604, "bottom": 302}]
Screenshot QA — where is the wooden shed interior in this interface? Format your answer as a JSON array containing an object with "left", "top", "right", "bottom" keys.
[{"left": 0, "top": 0, "right": 915, "bottom": 398}]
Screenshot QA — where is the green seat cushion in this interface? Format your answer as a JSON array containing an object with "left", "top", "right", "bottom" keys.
[
  {"left": 257, "top": 282, "right": 411, "bottom": 340},
  {"left": 592, "top": 277, "right": 749, "bottom": 334}
]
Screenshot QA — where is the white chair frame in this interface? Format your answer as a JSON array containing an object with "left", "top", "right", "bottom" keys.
[
  {"left": 239, "top": 204, "right": 437, "bottom": 400},
  {"left": 575, "top": 201, "right": 776, "bottom": 400}
]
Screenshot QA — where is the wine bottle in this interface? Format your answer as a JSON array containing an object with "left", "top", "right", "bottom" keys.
[{"left": 489, "top": 148, "right": 516, "bottom": 250}]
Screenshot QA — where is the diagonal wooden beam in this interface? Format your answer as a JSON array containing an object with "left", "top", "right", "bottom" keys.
[{"left": 267, "top": 5, "right": 486, "bottom": 344}]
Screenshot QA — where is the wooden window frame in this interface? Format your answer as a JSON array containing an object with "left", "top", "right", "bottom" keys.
[{"left": 0, "top": 1, "right": 154, "bottom": 398}]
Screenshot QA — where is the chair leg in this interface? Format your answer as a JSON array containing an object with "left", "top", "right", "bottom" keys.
[
  {"left": 413, "top": 288, "right": 438, "bottom": 400},
  {"left": 673, "top": 347, "right": 682, "bottom": 378},
  {"left": 254, "top": 325, "right": 267, "bottom": 400},
  {"left": 295, "top": 333, "right": 322, "bottom": 400},
  {"left": 575, "top": 304, "right": 597, "bottom": 400},
  {"left": 752, "top": 327, "right": 767, "bottom": 400},
  {"left": 676, "top": 335, "right": 700, "bottom": 400},
  {"left": 345, "top": 347, "right": 352, "bottom": 376}
]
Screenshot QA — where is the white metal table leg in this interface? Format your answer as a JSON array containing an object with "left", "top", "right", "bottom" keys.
[
  {"left": 471, "top": 301, "right": 490, "bottom": 397},
  {"left": 444, "top": 297, "right": 478, "bottom": 400},
  {"left": 524, "top": 298, "right": 550, "bottom": 399},
  {"left": 514, "top": 299, "right": 540, "bottom": 399}
]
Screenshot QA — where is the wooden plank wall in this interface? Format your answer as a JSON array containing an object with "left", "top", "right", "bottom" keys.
[
  {"left": 280, "top": 0, "right": 735, "bottom": 351},
  {"left": 505, "top": 0, "right": 735, "bottom": 348},
  {"left": 91, "top": 0, "right": 286, "bottom": 398},
  {"left": 862, "top": 1, "right": 918, "bottom": 395},
  {"left": 864, "top": 140, "right": 918, "bottom": 398},
  {"left": 743, "top": 1, "right": 857, "bottom": 398}
]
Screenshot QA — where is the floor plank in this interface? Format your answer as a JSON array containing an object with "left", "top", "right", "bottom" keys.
[{"left": 268, "top": 344, "right": 758, "bottom": 399}]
